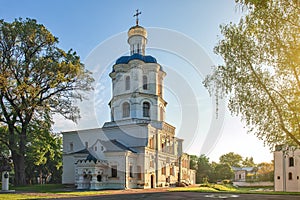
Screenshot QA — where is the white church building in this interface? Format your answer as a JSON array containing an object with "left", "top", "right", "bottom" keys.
[
  {"left": 62, "top": 16, "right": 196, "bottom": 190},
  {"left": 274, "top": 145, "right": 300, "bottom": 192}
]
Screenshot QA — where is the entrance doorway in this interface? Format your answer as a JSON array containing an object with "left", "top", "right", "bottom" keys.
[{"left": 151, "top": 174, "right": 155, "bottom": 188}]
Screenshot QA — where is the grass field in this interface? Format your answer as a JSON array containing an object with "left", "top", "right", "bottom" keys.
[
  {"left": 1, "top": 184, "right": 109, "bottom": 199},
  {"left": 169, "top": 184, "right": 300, "bottom": 195}
]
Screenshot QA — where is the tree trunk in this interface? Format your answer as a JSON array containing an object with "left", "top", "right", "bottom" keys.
[
  {"left": 12, "top": 151, "right": 26, "bottom": 185},
  {"left": 9, "top": 122, "right": 28, "bottom": 185}
]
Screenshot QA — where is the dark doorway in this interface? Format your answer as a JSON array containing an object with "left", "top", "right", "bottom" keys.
[{"left": 151, "top": 174, "right": 155, "bottom": 188}]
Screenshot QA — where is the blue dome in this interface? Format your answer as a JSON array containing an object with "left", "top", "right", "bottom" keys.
[{"left": 115, "top": 53, "right": 157, "bottom": 64}]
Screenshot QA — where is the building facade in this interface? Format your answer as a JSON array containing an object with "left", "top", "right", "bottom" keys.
[
  {"left": 62, "top": 21, "right": 196, "bottom": 190},
  {"left": 274, "top": 145, "right": 300, "bottom": 192},
  {"left": 232, "top": 167, "right": 255, "bottom": 182}
]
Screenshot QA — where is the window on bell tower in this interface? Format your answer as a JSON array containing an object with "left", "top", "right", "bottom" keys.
[
  {"left": 143, "top": 102, "right": 150, "bottom": 117},
  {"left": 125, "top": 76, "right": 130, "bottom": 90},
  {"left": 122, "top": 102, "right": 130, "bottom": 118},
  {"left": 143, "top": 75, "right": 148, "bottom": 90}
]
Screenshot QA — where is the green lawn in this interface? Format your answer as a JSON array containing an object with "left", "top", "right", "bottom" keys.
[
  {"left": 169, "top": 184, "right": 300, "bottom": 195},
  {"left": 11, "top": 184, "right": 65, "bottom": 193},
  {"left": 1, "top": 184, "right": 109, "bottom": 199},
  {"left": 169, "top": 184, "right": 236, "bottom": 193},
  {"left": 0, "top": 184, "right": 299, "bottom": 199},
  {"left": 0, "top": 191, "right": 109, "bottom": 200}
]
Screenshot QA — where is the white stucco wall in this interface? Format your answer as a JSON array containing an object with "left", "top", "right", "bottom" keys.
[
  {"left": 274, "top": 147, "right": 300, "bottom": 192},
  {"left": 110, "top": 61, "right": 166, "bottom": 122}
]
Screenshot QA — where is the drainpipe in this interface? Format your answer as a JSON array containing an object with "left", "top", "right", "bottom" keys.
[
  {"left": 125, "top": 152, "right": 127, "bottom": 189},
  {"left": 283, "top": 148, "right": 287, "bottom": 192},
  {"left": 156, "top": 131, "right": 159, "bottom": 187},
  {"left": 179, "top": 155, "right": 182, "bottom": 183}
]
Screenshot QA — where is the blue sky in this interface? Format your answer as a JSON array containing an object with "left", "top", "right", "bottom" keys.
[{"left": 1, "top": 0, "right": 273, "bottom": 163}]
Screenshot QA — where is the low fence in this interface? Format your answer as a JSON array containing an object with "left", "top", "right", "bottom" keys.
[{"left": 233, "top": 181, "right": 274, "bottom": 187}]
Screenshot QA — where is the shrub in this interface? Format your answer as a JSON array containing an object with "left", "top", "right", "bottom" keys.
[{"left": 222, "top": 179, "right": 232, "bottom": 184}]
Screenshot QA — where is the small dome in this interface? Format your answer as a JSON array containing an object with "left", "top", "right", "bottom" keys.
[{"left": 128, "top": 25, "right": 147, "bottom": 39}]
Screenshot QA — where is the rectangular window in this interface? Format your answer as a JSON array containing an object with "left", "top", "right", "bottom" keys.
[
  {"left": 137, "top": 165, "right": 142, "bottom": 180},
  {"left": 162, "top": 166, "right": 166, "bottom": 175},
  {"left": 85, "top": 142, "right": 88, "bottom": 148},
  {"left": 170, "top": 167, "right": 174, "bottom": 176},
  {"left": 149, "top": 137, "right": 154, "bottom": 149},
  {"left": 111, "top": 165, "right": 117, "bottom": 177},
  {"left": 129, "top": 165, "right": 133, "bottom": 178}
]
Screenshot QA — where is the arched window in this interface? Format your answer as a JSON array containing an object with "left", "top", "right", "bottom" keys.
[
  {"left": 289, "top": 157, "right": 294, "bottom": 167},
  {"left": 97, "top": 175, "right": 102, "bottom": 182},
  {"left": 143, "top": 75, "right": 148, "bottom": 90},
  {"left": 122, "top": 102, "right": 130, "bottom": 118},
  {"left": 125, "top": 76, "right": 130, "bottom": 90},
  {"left": 143, "top": 102, "right": 150, "bottom": 117}
]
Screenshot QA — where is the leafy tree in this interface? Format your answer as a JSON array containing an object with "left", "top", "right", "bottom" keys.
[
  {"left": 257, "top": 162, "right": 274, "bottom": 181},
  {"left": 219, "top": 152, "right": 243, "bottom": 167},
  {"left": 0, "top": 18, "right": 93, "bottom": 185},
  {"left": 213, "top": 163, "right": 234, "bottom": 181},
  {"left": 242, "top": 157, "right": 256, "bottom": 167},
  {"left": 204, "top": 0, "right": 300, "bottom": 148},
  {"left": 25, "top": 122, "right": 62, "bottom": 184},
  {"left": 189, "top": 155, "right": 198, "bottom": 170},
  {"left": 196, "top": 154, "right": 213, "bottom": 183}
]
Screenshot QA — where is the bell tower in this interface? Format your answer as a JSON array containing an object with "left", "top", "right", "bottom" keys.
[{"left": 108, "top": 11, "right": 167, "bottom": 123}]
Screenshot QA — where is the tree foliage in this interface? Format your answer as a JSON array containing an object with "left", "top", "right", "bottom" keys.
[
  {"left": 190, "top": 153, "right": 267, "bottom": 183},
  {"left": 213, "top": 163, "right": 234, "bottom": 181},
  {"left": 242, "top": 157, "right": 255, "bottom": 167},
  {"left": 0, "top": 18, "right": 94, "bottom": 185},
  {"left": 219, "top": 152, "right": 243, "bottom": 167},
  {"left": 256, "top": 162, "right": 274, "bottom": 181},
  {"left": 189, "top": 155, "right": 198, "bottom": 170},
  {"left": 196, "top": 154, "right": 213, "bottom": 183},
  {"left": 25, "top": 122, "right": 62, "bottom": 184},
  {"left": 204, "top": 0, "right": 300, "bottom": 148}
]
